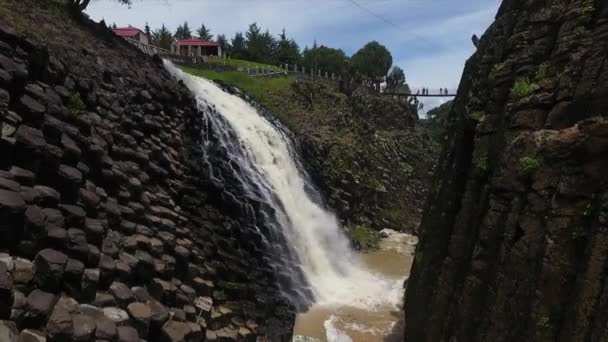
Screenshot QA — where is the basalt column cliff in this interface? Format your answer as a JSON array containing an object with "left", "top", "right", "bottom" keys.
[{"left": 404, "top": 0, "right": 608, "bottom": 341}]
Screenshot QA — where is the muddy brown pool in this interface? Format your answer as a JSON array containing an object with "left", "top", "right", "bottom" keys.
[{"left": 293, "top": 230, "right": 417, "bottom": 341}]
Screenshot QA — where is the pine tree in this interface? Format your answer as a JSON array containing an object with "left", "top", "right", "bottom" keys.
[
  {"left": 174, "top": 21, "right": 192, "bottom": 40},
  {"left": 275, "top": 28, "right": 300, "bottom": 65},
  {"left": 112, "top": 22, "right": 118, "bottom": 29},
  {"left": 231, "top": 32, "right": 247, "bottom": 59},
  {"left": 196, "top": 24, "right": 213, "bottom": 41},
  {"left": 152, "top": 24, "right": 174, "bottom": 50}
]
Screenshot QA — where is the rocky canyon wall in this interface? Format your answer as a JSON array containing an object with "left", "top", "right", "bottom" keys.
[
  {"left": 0, "top": 1, "right": 293, "bottom": 341},
  {"left": 404, "top": 0, "right": 608, "bottom": 341}
]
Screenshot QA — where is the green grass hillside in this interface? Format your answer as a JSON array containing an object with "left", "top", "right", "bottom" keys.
[
  {"left": 181, "top": 66, "right": 295, "bottom": 125},
  {"left": 206, "top": 57, "right": 284, "bottom": 72}
]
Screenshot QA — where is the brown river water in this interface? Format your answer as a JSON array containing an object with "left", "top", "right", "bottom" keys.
[{"left": 293, "top": 230, "right": 417, "bottom": 342}]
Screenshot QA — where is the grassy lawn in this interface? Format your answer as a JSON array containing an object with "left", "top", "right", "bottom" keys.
[
  {"left": 181, "top": 66, "right": 296, "bottom": 126},
  {"left": 205, "top": 57, "right": 284, "bottom": 72}
]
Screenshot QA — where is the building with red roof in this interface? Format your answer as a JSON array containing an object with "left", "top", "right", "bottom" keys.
[
  {"left": 173, "top": 38, "right": 222, "bottom": 58},
  {"left": 112, "top": 26, "right": 149, "bottom": 45}
]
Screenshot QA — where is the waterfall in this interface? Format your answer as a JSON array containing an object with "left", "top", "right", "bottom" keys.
[{"left": 165, "top": 62, "right": 404, "bottom": 311}]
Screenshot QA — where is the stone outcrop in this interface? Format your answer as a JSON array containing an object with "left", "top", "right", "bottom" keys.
[
  {"left": 0, "top": 1, "right": 294, "bottom": 340},
  {"left": 404, "top": 0, "right": 608, "bottom": 341}
]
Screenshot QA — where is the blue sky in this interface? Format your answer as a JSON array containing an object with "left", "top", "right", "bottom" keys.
[{"left": 87, "top": 0, "right": 501, "bottom": 112}]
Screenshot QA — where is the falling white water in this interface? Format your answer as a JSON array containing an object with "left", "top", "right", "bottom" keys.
[{"left": 165, "top": 62, "right": 404, "bottom": 310}]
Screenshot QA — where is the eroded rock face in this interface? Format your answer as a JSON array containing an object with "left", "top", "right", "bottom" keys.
[
  {"left": 404, "top": 1, "right": 608, "bottom": 341},
  {"left": 0, "top": 1, "right": 295, "bottom": 340}
]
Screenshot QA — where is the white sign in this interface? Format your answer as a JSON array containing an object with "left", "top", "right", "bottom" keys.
[{"left": 194, "top": 296, "right": 213, "bottom": 312}]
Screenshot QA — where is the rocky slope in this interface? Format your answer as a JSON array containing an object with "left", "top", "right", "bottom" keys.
[
  {"left": 0, "top": 1, "right": 295, "bottom": 341},
  {"left": 243, "top": 79, "right": 439, "bottom": 237},
  {"left": 404, "top": 0, "right": 608, "bottom": 341}
]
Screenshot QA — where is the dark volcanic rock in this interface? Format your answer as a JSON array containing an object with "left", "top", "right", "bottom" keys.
[
  {"left": 403, "top": 1, "right": 608, "bottom": 342},
  {"left": 33, "top": 248, "right": 68, "bottom": 292}
]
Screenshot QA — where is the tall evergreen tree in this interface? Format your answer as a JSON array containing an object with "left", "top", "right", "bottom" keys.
[
  {"left": 196, "top": 24, "right": 213, "bottom": 41},
  {"left": 275, "top": 28, "right": 300, "bottom": 65},
  {"left": 231, "top": 32, "right": 247, "bottom": 59},
  {"left": 245, "top": 23, "right": 264, "bottom": 62},
  {"left": 174, "top": 21, "right": 192, "bottom": 40},
  {"left": 152, "top": 24, "right": 173, "bottom": 50}
]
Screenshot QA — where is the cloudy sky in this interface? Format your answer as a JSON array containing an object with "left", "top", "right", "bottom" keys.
[{"left": 87, "top": 0, "right": 501, "bottom": 112}]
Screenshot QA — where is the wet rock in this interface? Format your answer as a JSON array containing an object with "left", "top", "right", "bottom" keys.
[
  {"left": 95, "top": 316, "right": 117, "bottom": 341},
  {"left": 46, "top": 297, "right": 78, "bottom": 340},
  {"left": 147, "top": 299, "right": 170, "bottom": 333},
  {"left": 63, "top": 258, "right": 84, "bottom": 296},
  {"left": 33, "top": 248, "right": 67, "bottom": 292}
]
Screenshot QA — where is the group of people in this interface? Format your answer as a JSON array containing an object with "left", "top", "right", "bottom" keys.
[{"left": 416, "top": 88, "right": 450, "bottom": 95}]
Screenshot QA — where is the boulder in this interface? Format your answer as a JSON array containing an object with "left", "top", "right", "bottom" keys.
[
  {"left": 109, "top": 282, "right": 134, "bottom": 307},
  {"left": 32, "top": 186, "right": 60, "bottom": 207},
  {"left": 72, "top": 313, "right": 96, "bottom": 341},
  {"left": 33, "top": 248, "right": 67, "bottom": 292},
  {"left": 18, "top": 94, "right": 45, "bottom": 126},
  {"left": 58, "top": 204, "right": 85, "bottom": 227},
  {"left": 17, "top": 329, "right": 46, "bottom": 342},
  {"left": 57, "top": 166, "right": 83, "bottom": 202},
  {"left": 160, "top": 320, "right": 191, "bottom": 342},
  {"left": 63, "top": 258, "right": 84, "bottom": 296},
  {"left": 25, "top": 289, "right": 56, "bottom": 325},
  {"left": 46, "top": 297, "right": 78, "bottom": 340},
  {"left": 12, "top": 257, "right": 33, "bottom": 287},
  {"left": 0, "top": 320, "right": 18, "bottom": 342},
  {"left": 81, "top": 268, "right": 99, "bottom": 302},
  {"left": 14, "top": 125, "right": 45, "bottom": 173},
  {"left": 117, "top": 326, "right": 139, "bottom": 342},
  {"left": 102, "top": 307, "right": 130, "bottom": 326},
  {"left": 126, "top": 302, "right": 151, "bottom": 338}
]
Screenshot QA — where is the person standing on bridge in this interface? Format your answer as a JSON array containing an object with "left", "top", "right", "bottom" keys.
[{"left": 439, "top": 87, "right": 443, "bottom": 95}]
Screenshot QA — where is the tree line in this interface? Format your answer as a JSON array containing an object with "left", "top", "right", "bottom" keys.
[
  {"left": 71, "top": 0, "right": 408, "bottom": 94},
  {"left": 143, "top": 20, "right": 408, "bottom": 93}
]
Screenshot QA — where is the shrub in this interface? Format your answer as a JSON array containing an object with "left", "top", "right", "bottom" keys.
[
  {"left": 67, "top": 92, "right": 85, "bottom": 116},
  {"left": 348, "top": 225, "right": 381, "bottom": 250},
  {"left": 535, "top": 63, "right": 550, "bottom": 81},
  {"left": 489, "top": 64, "right": 501, "bottom": 80},
  {"left": 519, "top": 156, "right": 541, "bottom": 175},
  {"left": 474, "top": 157, "right": 489, "bottom": 174},
  {"left": 512, "top": 78, "right": 534, "bottom": 98},
  {"left": 212, "top": 290, "right": 226, "bottom": 301}
]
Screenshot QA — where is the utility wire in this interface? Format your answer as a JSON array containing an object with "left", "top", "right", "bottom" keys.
[
  {"left": 345, "top": 0, "right": 403, "bottom": 30},
  {"left": 344, "top": 0, "right": 435, "bottom": 47}
]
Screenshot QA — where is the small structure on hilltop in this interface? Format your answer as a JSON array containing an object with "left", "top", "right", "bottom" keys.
[
  {"left": 112, "top": 25, "right": 149, "bottom": 45},
  {"left": 173, "top": 38, "right": 222, "bottom": 58}
]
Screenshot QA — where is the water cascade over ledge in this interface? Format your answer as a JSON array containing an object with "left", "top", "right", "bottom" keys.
[{"left": 165, "top": 62, "right": 405, "bottom": 317}]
